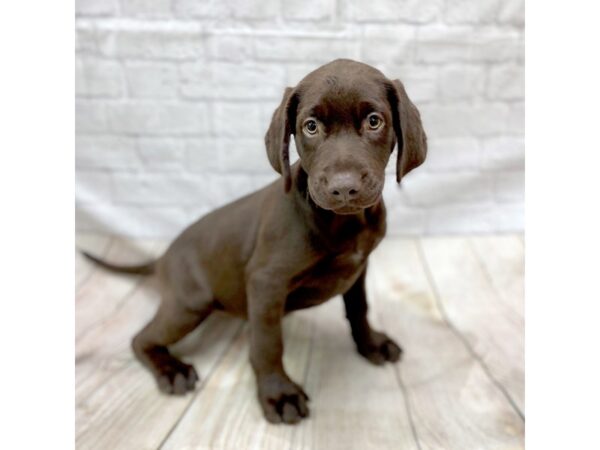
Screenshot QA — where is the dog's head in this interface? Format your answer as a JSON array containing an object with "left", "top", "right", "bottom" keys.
[{"left": 265, "top": 59, "right": 427, "bottom": 215}]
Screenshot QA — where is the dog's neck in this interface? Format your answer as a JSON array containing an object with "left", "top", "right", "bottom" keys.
[{"left": 290, "top": 163, "right": 385, "bottom": 242}]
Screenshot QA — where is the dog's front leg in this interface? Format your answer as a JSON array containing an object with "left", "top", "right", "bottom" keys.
[
  {"left": 343, "top": 266, "right": 403, "bottom": 365},
  {"left": 247, "top": 274, "right": 309, "bottom": 424}
]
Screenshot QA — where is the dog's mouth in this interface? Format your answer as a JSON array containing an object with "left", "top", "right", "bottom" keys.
[
  {"left": 329, "top": 204, "right": 370, "bottom": 215},
  {"left": 329, "top": 194, "right": 382, "bottom": 215},
  {"left": 309, "top": 188, "right": 383, "bottom": 215},
  {"left": 306, "top": 175, "right": 384, "bottom": 215}
]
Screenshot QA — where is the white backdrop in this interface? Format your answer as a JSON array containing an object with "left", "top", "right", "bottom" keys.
[{"left": 75, "top": 0, "right": 524, "bottom": 238}]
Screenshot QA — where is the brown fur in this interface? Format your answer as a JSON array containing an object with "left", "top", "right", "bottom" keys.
[{"left": 82, "top": 59, "right": 427, "bottom": 425}]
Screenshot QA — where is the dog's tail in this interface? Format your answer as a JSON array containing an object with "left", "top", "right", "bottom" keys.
[{"left": 80, "top": 250, "right": 156, "bottom": 276}]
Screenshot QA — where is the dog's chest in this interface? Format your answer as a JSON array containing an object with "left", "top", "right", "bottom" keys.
[{"left": 285, "top": 232, "right": 379, "bottom": 311}]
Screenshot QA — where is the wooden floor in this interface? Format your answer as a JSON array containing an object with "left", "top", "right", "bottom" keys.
[{"left": 75, "top": 234, "right": 524, "bottom": 450}]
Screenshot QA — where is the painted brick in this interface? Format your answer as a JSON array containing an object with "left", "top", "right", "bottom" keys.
[
  {"left": 124, "top": 62, "right": 178, "bottom": 99},
  {"left": 507, "top": 102, "right": 525, "bottom": 135},
  {"left": 498, "top": 0, "right": 525, "bottom": 26},
  {"left": 425, "top": 137, "right": 481, "bottom": 172},
  {"left": 76, "top": 0, "right": 118, "bottom": 16},
  {"left": 76, "top": 100, "right": 108, "bottom": 133},
  {"left": 213, "top": 102, "right": 266, "bottom": 138},
  {"left": 185, "top": 138, "right": 224, "bottom": 173},
  {"left": 76, "top": 24, "right": 99, "bottom": 53},
  {"left": 187, "top": 138, "right": 272, "bottom": 174},
  {"left": 444, "top": 0, "right": 502, "bottom": 24},
  {"left": 173, "top": 0, "right": 229, "bottom": 18},
  {"left": 417, "top": 26, "right": 522, "bottom": 63},
  {"left": 177, "top": 0, "right": 281, "bottom": 21},
  {"left": 112, "top": 172, "right": 211, "bottom": 205},
  {"left": 99, "top": 28, "right": 205, "bottom": 60},
  {"left": 180, "top": 62, "right": 285, "bottom": 99},
  {"left": 254, "top": 36, "right": 359, "bottom": 63},
  {"left": 403, "top": 171, "right": 493, "bottom": 206},
  {"left": 76, "top": 171, "right": 113, "bottom": 204},
  {"left": 217, "top": 138, "right": 273, "bottom": 173},
  {"left": 106, "top": 102, "right": 209, "bottom": 135},
  {"left": 360, "top": 25, "right": 416, "bottom": 64},
  {"left": 343, "top": 0, "right": 443, "bottom": 24},
  {"left": 481, "top": 137, "right": 525, "bottom": 171},
  {"left": 76, "top": 203, "right": 190, "bottom": 238},
  {"left": 230, "top": 0, "right": 279, "bottom": 20},
  {"left": 426, "top": 203, "right": 497, "bottom": 234},
  {"left": 76, "top": 135, "right": 139, "bottom": 169},
  {"left": 286, "top": 63, "right": 322, "bottom": 86},
  {"left": 380, "top": 64, "right": 438, "bottom": 103},
  {"left": 76, "top": 57, "right": 124, "bottom": 98},
  {"left": 120, "top": 0, "right": 172, "bottom": 18},
  {"left": 488, "top": 64, "right": 525, "bottom": 100},
  {"left": 137, "top": 138, "right": 186, "bottom": 171},
  {"left": 494, "top": 171, "right": 524, "bottom": 203},
  {"left": 206, "top": 34, "right": 253, "bottom": 62},
  {"left": 204, "top": 174, "right": 279, "bottom": 209},
  {"left": 439, "top": 65, "right": 486, "bottom": 100},
  {"left": 383, "top": 176, "right": 427, "bottom": 235},
  {"left": 75, "top": 0, "right": 524, "bottom": 237},
  {"left": 420, "top": 104, "right": 510, "bottom": 138},
  {"left": 284, "top": 0, "right": 334, "bottom": 21}
]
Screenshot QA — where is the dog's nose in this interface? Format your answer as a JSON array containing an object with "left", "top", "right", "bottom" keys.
[{"left": 328, "top": 172, "right": 362, "bottom": 201}]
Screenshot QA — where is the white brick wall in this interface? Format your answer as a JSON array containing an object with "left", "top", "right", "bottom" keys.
[{"left": 76, "top": 0, "right": 524, "bottom": 238}]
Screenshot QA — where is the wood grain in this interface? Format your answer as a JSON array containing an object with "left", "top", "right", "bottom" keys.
[
  {"left": 76, "top": 293, "right": 242, "bottom": 449},
  {"left": 75, "top": 237, "right": 165, "bottom": 341},
  {"left": 290, "top": 300, "right": 417, "bottom": 450},
  {"left": 75, "top": 234, "right": 525, "bottom": 449},
  {"left": 75, "top": 233, "right": 112, "bottom": 290},
  {"left": 418, "top": 236, "right": 525, "bottom": 415},
  {"left": 161, "top": 311, "right": 313, "bottom": 450},
  {"left": 75, "top": 234, "right": 243, "bottom": 449},
  {"left": 469, "top": 235, "right": 524, "bottom": 323},
  {"left": 369, "top": 239, "right": 524, "bottom": 450}
]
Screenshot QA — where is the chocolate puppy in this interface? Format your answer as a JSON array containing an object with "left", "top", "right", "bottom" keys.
[{"left": 83, "top": 59, "right": 427, "bottom": 424}]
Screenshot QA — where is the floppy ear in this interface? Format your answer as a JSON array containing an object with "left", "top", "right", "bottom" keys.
[
  {"left": 388, "top": 79, "right": 427, "bottom": 183},
  {"left": 265, "top": 87, "right": 298, "bottom": 192}
]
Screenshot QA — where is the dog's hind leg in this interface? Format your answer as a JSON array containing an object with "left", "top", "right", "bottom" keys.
[{"left": 132, "top": 280, "right": 214, "bottom": 395}]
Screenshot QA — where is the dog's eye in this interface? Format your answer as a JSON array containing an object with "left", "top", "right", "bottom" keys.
[
  {"left": 303, "top": 118, "right": 318, "bottom": 136},
  {"left": 367, "top": 113, "right": 384, "bottom": 130}
]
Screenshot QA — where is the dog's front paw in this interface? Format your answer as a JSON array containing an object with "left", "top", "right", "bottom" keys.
[
  {"left": 257, "top": 373, "right": 310, "bottom": 425},
  {"left": 155, "top": 359, "right": 199, "bottom": 395},
  {"left": 357, "top": 331, "right": 403, "bottom": 365}
]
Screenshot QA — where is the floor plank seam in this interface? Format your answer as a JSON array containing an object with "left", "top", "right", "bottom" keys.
[
  {"left": 76, "top": 275, "right": 148, "bottom": 343},
  {"left": 416, "top": 239, "right": 525, "bottom": 422},
  {"left": 370, "top": 266, "right": 423, "bottom": 450},
  {"left": 157, "top": 322, "right": 246, "bottom": 450},
  {"left": 466, "top": 238, "right": 524, "bottom": 320},
  {"left": 75, "top": 362, "right": 136, "bottom": 442},
  {"left": 393, "top": 366, "right": 423, "bottom": 450},
  {"left": 288, "top": 314, "right": 316, "bottom": 449},
  {"left": 75, "top": 237, "right": 114, "bottom": 294},
  {"left": 76, "top": 360, "right": 135, "bottom": 410}
]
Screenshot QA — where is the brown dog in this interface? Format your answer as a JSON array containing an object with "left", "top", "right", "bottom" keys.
[{"left": 82, "top": 59, "right": 427, "bottom": 424}]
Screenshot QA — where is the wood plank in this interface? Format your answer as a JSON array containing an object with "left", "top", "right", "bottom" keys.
[
  {"left": 75, "top": 233, "right": 112, "bottom": 290},
  {"left": 290, "top": 300, "right": 417, "bottom": 450},
  {"left": 76, "top": 235, "right": 244, "bottom": 448},
  {"left": 419, "top": 237, "right": 525, "bottom": 414},
  {"left": 369, "top": 238, "right": 524, "bottom": 450},
  {"left": 75, "top": 237, "right": 166, "bottom": 341},
  {"left": 161, "top": 311, "right": 313, "bottom": 450},
  {"left": 76, "top": 303, "right": 243, "bottom": 449},
  {"left": 469, "top": 235, "right": 524, "bottom": 322}
]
